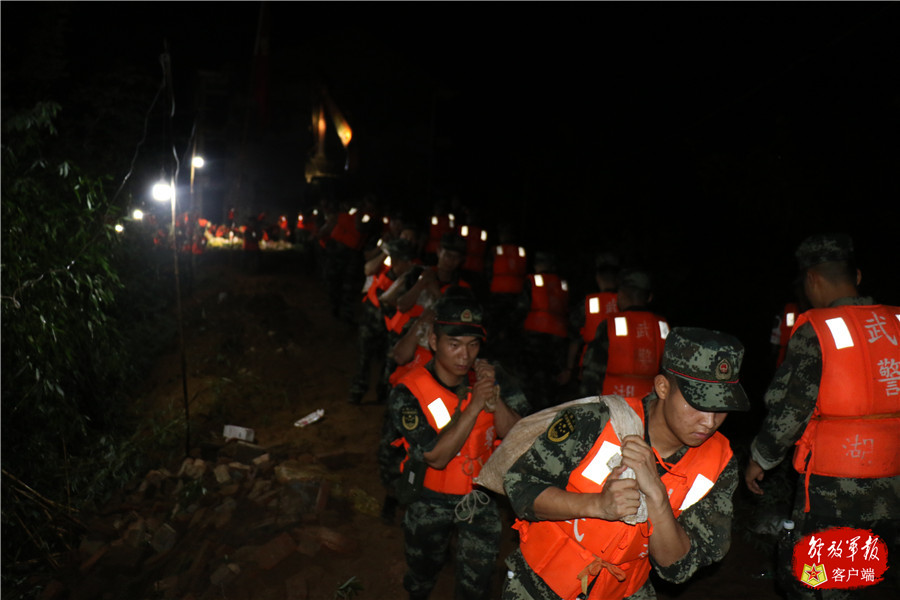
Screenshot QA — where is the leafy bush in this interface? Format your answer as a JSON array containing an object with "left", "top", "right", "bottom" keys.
[{"left": 1, "top": 102, "right": 176, "bottom": 576}]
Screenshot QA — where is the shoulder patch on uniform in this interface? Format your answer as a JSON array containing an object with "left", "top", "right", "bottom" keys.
[
  {"left": 547, "top": 412, "right": 575, "bottom": 443},
  {"left": 401, "top": 407, "right": 419, "bottom": 431}
]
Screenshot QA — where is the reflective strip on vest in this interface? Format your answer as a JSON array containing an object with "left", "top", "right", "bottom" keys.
[
  {"left": 679, "top": 474, "right": 715, "bottom": 511},
  {"left": 659, "top": 320, "right": 670, "bottom": 339},
  {"left": 589, "top": 297, "right": 600, "bottom": 314},
  {"left": 534, "top": 274, "right": 544, "bottom": 287},
  {"left": 614, "top": 316, "right": 628, "bottom": 337},
  {"left": 825, "top": 317, "right": 854, "bottom": 349},
  {"left": 581, "top": 440, "right": 621, "bottom": 486},
  {"left": 785, "top": 311, "right": 796, "bottom": 328},
  {"left": 428, "top": 398, "right": 452, "bottom": 430}
]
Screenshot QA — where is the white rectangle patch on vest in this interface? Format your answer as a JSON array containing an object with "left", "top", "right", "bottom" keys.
[
  {"left": 589, "top": 297, "right": 600, "bottom": 314},
  {"left": 428, "top": 398, "right": 452, "bottom": 430},
  {"left": 679, "top": 474, "right": 714, "bottom": 511},
  {"left": 582, "top": 441, "right": 621, "bottom": 486},
  {"left": 825, "top": 317, "right": 854, "bottom": 350},
  {"left": 658, "top": 320, "right": 670, "bottom": 339},
  {"left": 534, "top": 274, "right": 544, "bottom": 287},
  {"left": 614, "top": 316, "right": 629, "bottom": 337}
]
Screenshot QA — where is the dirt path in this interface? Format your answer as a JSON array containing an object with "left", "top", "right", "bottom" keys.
[{"left": 79, "top": 248, "right": 782, "bottom": 600}]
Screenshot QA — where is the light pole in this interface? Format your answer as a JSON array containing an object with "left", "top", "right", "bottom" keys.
[{"left": 152, "top": 176, "right": 191, "bottom": 456}]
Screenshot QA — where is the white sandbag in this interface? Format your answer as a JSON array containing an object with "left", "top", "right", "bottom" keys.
[{"left": 476, "top": 394, "right": 648, "bottom": 524}]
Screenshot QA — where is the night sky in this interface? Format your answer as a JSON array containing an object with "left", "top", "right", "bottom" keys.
[{"left": 4, "top": 2, "right": 899, "bottom": 394}]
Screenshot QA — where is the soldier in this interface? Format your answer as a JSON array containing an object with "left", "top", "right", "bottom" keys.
[
  {"left": 519, "top": 251, "right": 570, "bottom": 410},
  {"left": 388, "top": 295, "right": 528, "bottom": 600},
  {"left": 383, "top": 231, "right": 470, "bottom": 337},
  {"left": 485, "top": 223, "right": 529, "bottom": 363},
  {"left": 349, "top": 238, "right": 417, "bottom": 405},
  {"left": 579, "top": 269, "right": 669, "bottom": 399},
  {"left": 561, "top": 252, "right": 620, "bottom": 390},
  {"left": 459, "top": 211, "right": 490, "bottom": 299},
  {"left": 319, "top": 198, "right": 378, "bottom": 323},
  {"left": 503, "top": 327, "right": 749, "bottom": 600},
  {"left": 745, "top": 233, "right": 899, "bottom": 599}
]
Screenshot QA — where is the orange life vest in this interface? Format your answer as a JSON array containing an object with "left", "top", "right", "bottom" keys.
[
  {"left": 523, "top": 273, "right": 569, "bottom": 338},
  {"left": 389, "top": 346, "right": 434, "bottom": 387},
  {"left": 582, "top": 293, "right": 619, "bottom": 344},
  {"left": 791, "top": 304, "right": 900, "bottom": 510},
  {"left": 490, "top": 244, "right": 528, "bottom": 294},
  {"left": 772, "top": 302, "right": 800, "bottom": 368},
  {"left": 362, "top": 264, "right": 394, "bottom": 309},
  {"left": 460, "top": 225, "right": 488, "bottom": 273},
  {"left": 602, "top": 312, "right": 670, "bottom": 398},
  {"left": 330, "top": 211, "right": 363, "bottom": 250},
  {"left": 397, "top": 366, "right": 497, "bottom": 496},
  {"left": 579, "top": 292, "right": 619, "bottom": 370},
  {"left": 385, "top": 273, "right": 470, "bottom": 335},
  {"left": 514, "top": 397, "right": 732, "bottom": 600}
]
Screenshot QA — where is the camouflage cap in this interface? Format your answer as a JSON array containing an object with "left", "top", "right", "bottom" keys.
[
  {"left": 439, "top": 232, "right": 467, "bottom": 255},
  {"left": 618, "top": 268, "right": 652, "bottom": 292},
  {"left": 432, "top": 295, "right": 486, "bottom": 340},
  {"left": 794, "top": 233, "right": 855, "bottom": 271},
  {"left": 660, "top": 327, "right": 749, "bottom": 412},
  {"left": 385, "top": 238, "right": 417, "bottom": 262}
]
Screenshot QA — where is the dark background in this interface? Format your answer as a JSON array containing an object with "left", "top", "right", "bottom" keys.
[{"left": 4, "top": 1, "right": 899, "bottom": 399}]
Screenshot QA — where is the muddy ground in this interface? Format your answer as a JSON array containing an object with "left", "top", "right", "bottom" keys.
[{"left": 62, "top": 248, "right": 788, "bottom": 600}]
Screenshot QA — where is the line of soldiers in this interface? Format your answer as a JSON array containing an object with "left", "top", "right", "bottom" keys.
[
  {"left": 296, "top": 195, "right": 670, "bottom": 413},
  {"left": 299, "top": 199, "right": 897, "bottom": 600}
]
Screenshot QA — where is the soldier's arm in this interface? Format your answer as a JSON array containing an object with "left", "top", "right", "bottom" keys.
[
  {"left": 390, "top": 310, "right": 434, "bottom": 365},
  {"left": 749, "top": 323, "right": 822, "bottom": 471},
  {"left": 504, "top": 405, "right": 609, "bottom": 520},
  {"left": 363, "top": 249, "right": 387, "bottom": 275},
  {"left": 653, "top": 456, "right": 739, "bottom": 583},
  {"left": 397, "top": 269, "right": 437, "bottom": 313}
]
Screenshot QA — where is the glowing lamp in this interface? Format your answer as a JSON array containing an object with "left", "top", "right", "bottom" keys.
[{"left": 152, "top": 181, "right": 173, "bottom": 202}]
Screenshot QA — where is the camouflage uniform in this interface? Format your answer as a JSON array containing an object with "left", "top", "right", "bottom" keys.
[
  {"left": 503, "top": 327, "right": 749, "bottom": 600},
  {"left": 749, "top": 295, "right": 900, "bottom": 600},
  {"left": 348, "top": 280, "right": 390, "bottom": 403},
  {"left": 578, "top": 320, "right": 610, "bottom": 398},
  {"left": 503, "top": 398, "right": 739, "bottom": 600},
  {"left": 517, "top": 280, "right": 568, "bottom": 411},
  {"left": 389, "top": 359, "right": 530, "bottom": 600}
]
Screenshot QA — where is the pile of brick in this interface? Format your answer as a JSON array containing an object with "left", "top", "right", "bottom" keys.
[{"left": 40, "top": 440, "right": 380, "bottom": 600}]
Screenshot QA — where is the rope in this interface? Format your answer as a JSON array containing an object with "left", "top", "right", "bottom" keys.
[{"left": 454, "top": 489, "right": 491, "bottom": 523}]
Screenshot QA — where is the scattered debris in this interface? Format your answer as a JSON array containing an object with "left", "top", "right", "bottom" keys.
[
  {"left": 294, "top": 409, "right": 324, "bottom": 428},
  {"left": 48, "top": 441, "right": 375, "bottom": 600},
  {"left": 222, "top": 424, "right": 256, "bottom": 442}
]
